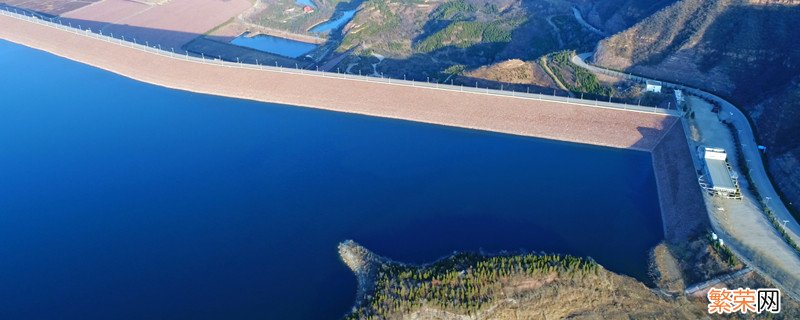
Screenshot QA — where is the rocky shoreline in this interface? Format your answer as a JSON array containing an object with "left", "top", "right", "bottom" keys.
[
  {"left": 336, "top": 240, "right": 710, "bottom": 320},
  {"left": 338, "top": 240, "right": 387, "bottom": 305}
]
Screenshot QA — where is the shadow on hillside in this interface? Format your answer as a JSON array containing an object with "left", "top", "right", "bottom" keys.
[
  {"left": 695, "top": 5, "right": 800, "bottom": 104},
  {"left": 620, "top": 3, "right": 800, "bottom": 106}
]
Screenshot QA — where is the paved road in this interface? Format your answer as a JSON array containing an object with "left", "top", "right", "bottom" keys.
[
  {"left": 687, "top": 96, "right": 800, "bottom": 300},
  {"left": 571, "top": 7, "right": 607, "bottom": 37},
  {"left": 574, "top": 53, "right": 800, "bottom": 243},
  {"left": 573, "top": 53, "right": 800, "bottom": 298}
]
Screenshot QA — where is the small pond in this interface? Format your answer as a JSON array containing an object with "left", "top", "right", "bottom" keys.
[
  {"left": 309, "top": 9, "right": 357, "bottom": 33},
  {"left": 230, "top": 32, "right": 318, "bottom": 58},
  {"left": 296, "top": 0, "right": 315, "bottom": 7}
]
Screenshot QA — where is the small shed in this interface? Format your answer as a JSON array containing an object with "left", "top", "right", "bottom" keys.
[{"left": 645, "top": 80, "right": 662, "bottom": 93}]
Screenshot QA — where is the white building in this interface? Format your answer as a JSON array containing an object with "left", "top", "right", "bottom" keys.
[
  {"left": 645, "top": 80, "right": 662, "bottom": 93},
  {"left": 698, "top": 147, "right": 740, "bottom": 199}
]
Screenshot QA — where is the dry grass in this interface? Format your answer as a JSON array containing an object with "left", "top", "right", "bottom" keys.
[
  {"left": 404, "top": 268, "right": 707, "bottom": 320},
  {"left": 650, "top": 242, "right": 686, "bottom": 293},
  {"left": 463, "top": 59, "right": 556, "bottom": 89}
]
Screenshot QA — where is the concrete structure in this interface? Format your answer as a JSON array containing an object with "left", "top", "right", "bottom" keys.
[
  {"left": 646, "top": 80, "right": 663, "bottom": 93},
  {"left": 674, "top": 89, "right": 685, "bottom": 108},
  {"left": 698, "top": 147, "right": 740, "bottom": 198},
  {"left": 651, "top": 119, "right": 711, "bottom": 244}
]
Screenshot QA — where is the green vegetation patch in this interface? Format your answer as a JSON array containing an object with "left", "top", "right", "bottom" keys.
[
  {"left": 339, "top": 0, "right": 403, "bottom": 51},
  {"left": 431, "top": 0, "right": 476, "bottom": 20},
  {"left": 550, "top": 15, "right": 602, "bottom": 52},
  {"left": 548, "top": 51, "right": 612, "bottom": 96},
  {"left": 415, "top": 20, "right": 515, "bottom": 53},
  {"left": 250, "top": 0, "right": 361, "bottom": 35},
  {"left": 442, "top": 64, "right": 466, "bottom": 75},
  {"left": 345, "top": 252, "right": 598, "bottom": 319}
]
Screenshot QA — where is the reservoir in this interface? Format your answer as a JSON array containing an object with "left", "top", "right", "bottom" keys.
[
  {"left": 296, "top": 0, "right": 315, "bottom": 7},
  {"left": 230, "top": 32, "right": 318, "bottom": 58},
  {"left": 0, "top": 39, "right": 663, "bottom": 319},
  {"left": 309, "top": 9, "right": 357, "bottom": 33}
]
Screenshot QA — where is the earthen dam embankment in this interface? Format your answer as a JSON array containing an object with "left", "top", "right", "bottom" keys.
[
  {"left": 0, "top": 12, "right": 708, "bottom": 246},
  {"left": 0, "top": 12, "right": 676, "bottom": 152}
]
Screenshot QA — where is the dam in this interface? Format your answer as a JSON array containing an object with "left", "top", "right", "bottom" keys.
[
  {"left": 0, "top": 9, "right": 709, "bottom": 320},
  {"left": 0, "top": 9, "right": 679, "bottom": 151}
]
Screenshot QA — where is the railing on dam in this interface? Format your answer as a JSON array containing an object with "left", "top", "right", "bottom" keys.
[{"left": 0, "top": 7, "right": 682, "bottom": 117}]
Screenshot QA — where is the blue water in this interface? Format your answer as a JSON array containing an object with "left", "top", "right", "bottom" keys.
[
  {"left": 230, "top": 32, "right": 318, "bottom": 58},
  {"left": 296, "top": 0, "right": 315, "bottom": 7},
  {"left": 309, "top": 9, "right": 356, "bottom": 33},
  {"left": 0, "top": 39, "right": 663, "bottom": 319}
]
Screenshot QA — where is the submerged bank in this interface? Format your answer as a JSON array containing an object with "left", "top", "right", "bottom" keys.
[{"left": 0, "top": 11, "right": 676, "bottom": 151}]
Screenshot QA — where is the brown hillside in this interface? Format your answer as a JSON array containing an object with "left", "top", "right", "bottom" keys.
[
  {"left": 462, "top": 59, "right": 556, "bottom": 88},
  {"left": 573, "top": 0, "right": 677, "bottom": 34}
]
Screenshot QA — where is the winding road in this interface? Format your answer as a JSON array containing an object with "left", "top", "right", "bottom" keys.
[
  {"left": 545, "top": 15, "right": 565, "bottom": 48},
  {"left": 571, "top": 7, "right": 606, "bottom": 37},
  {"left": 573, "top": 53, "right": 800, "bottom": 299}
]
